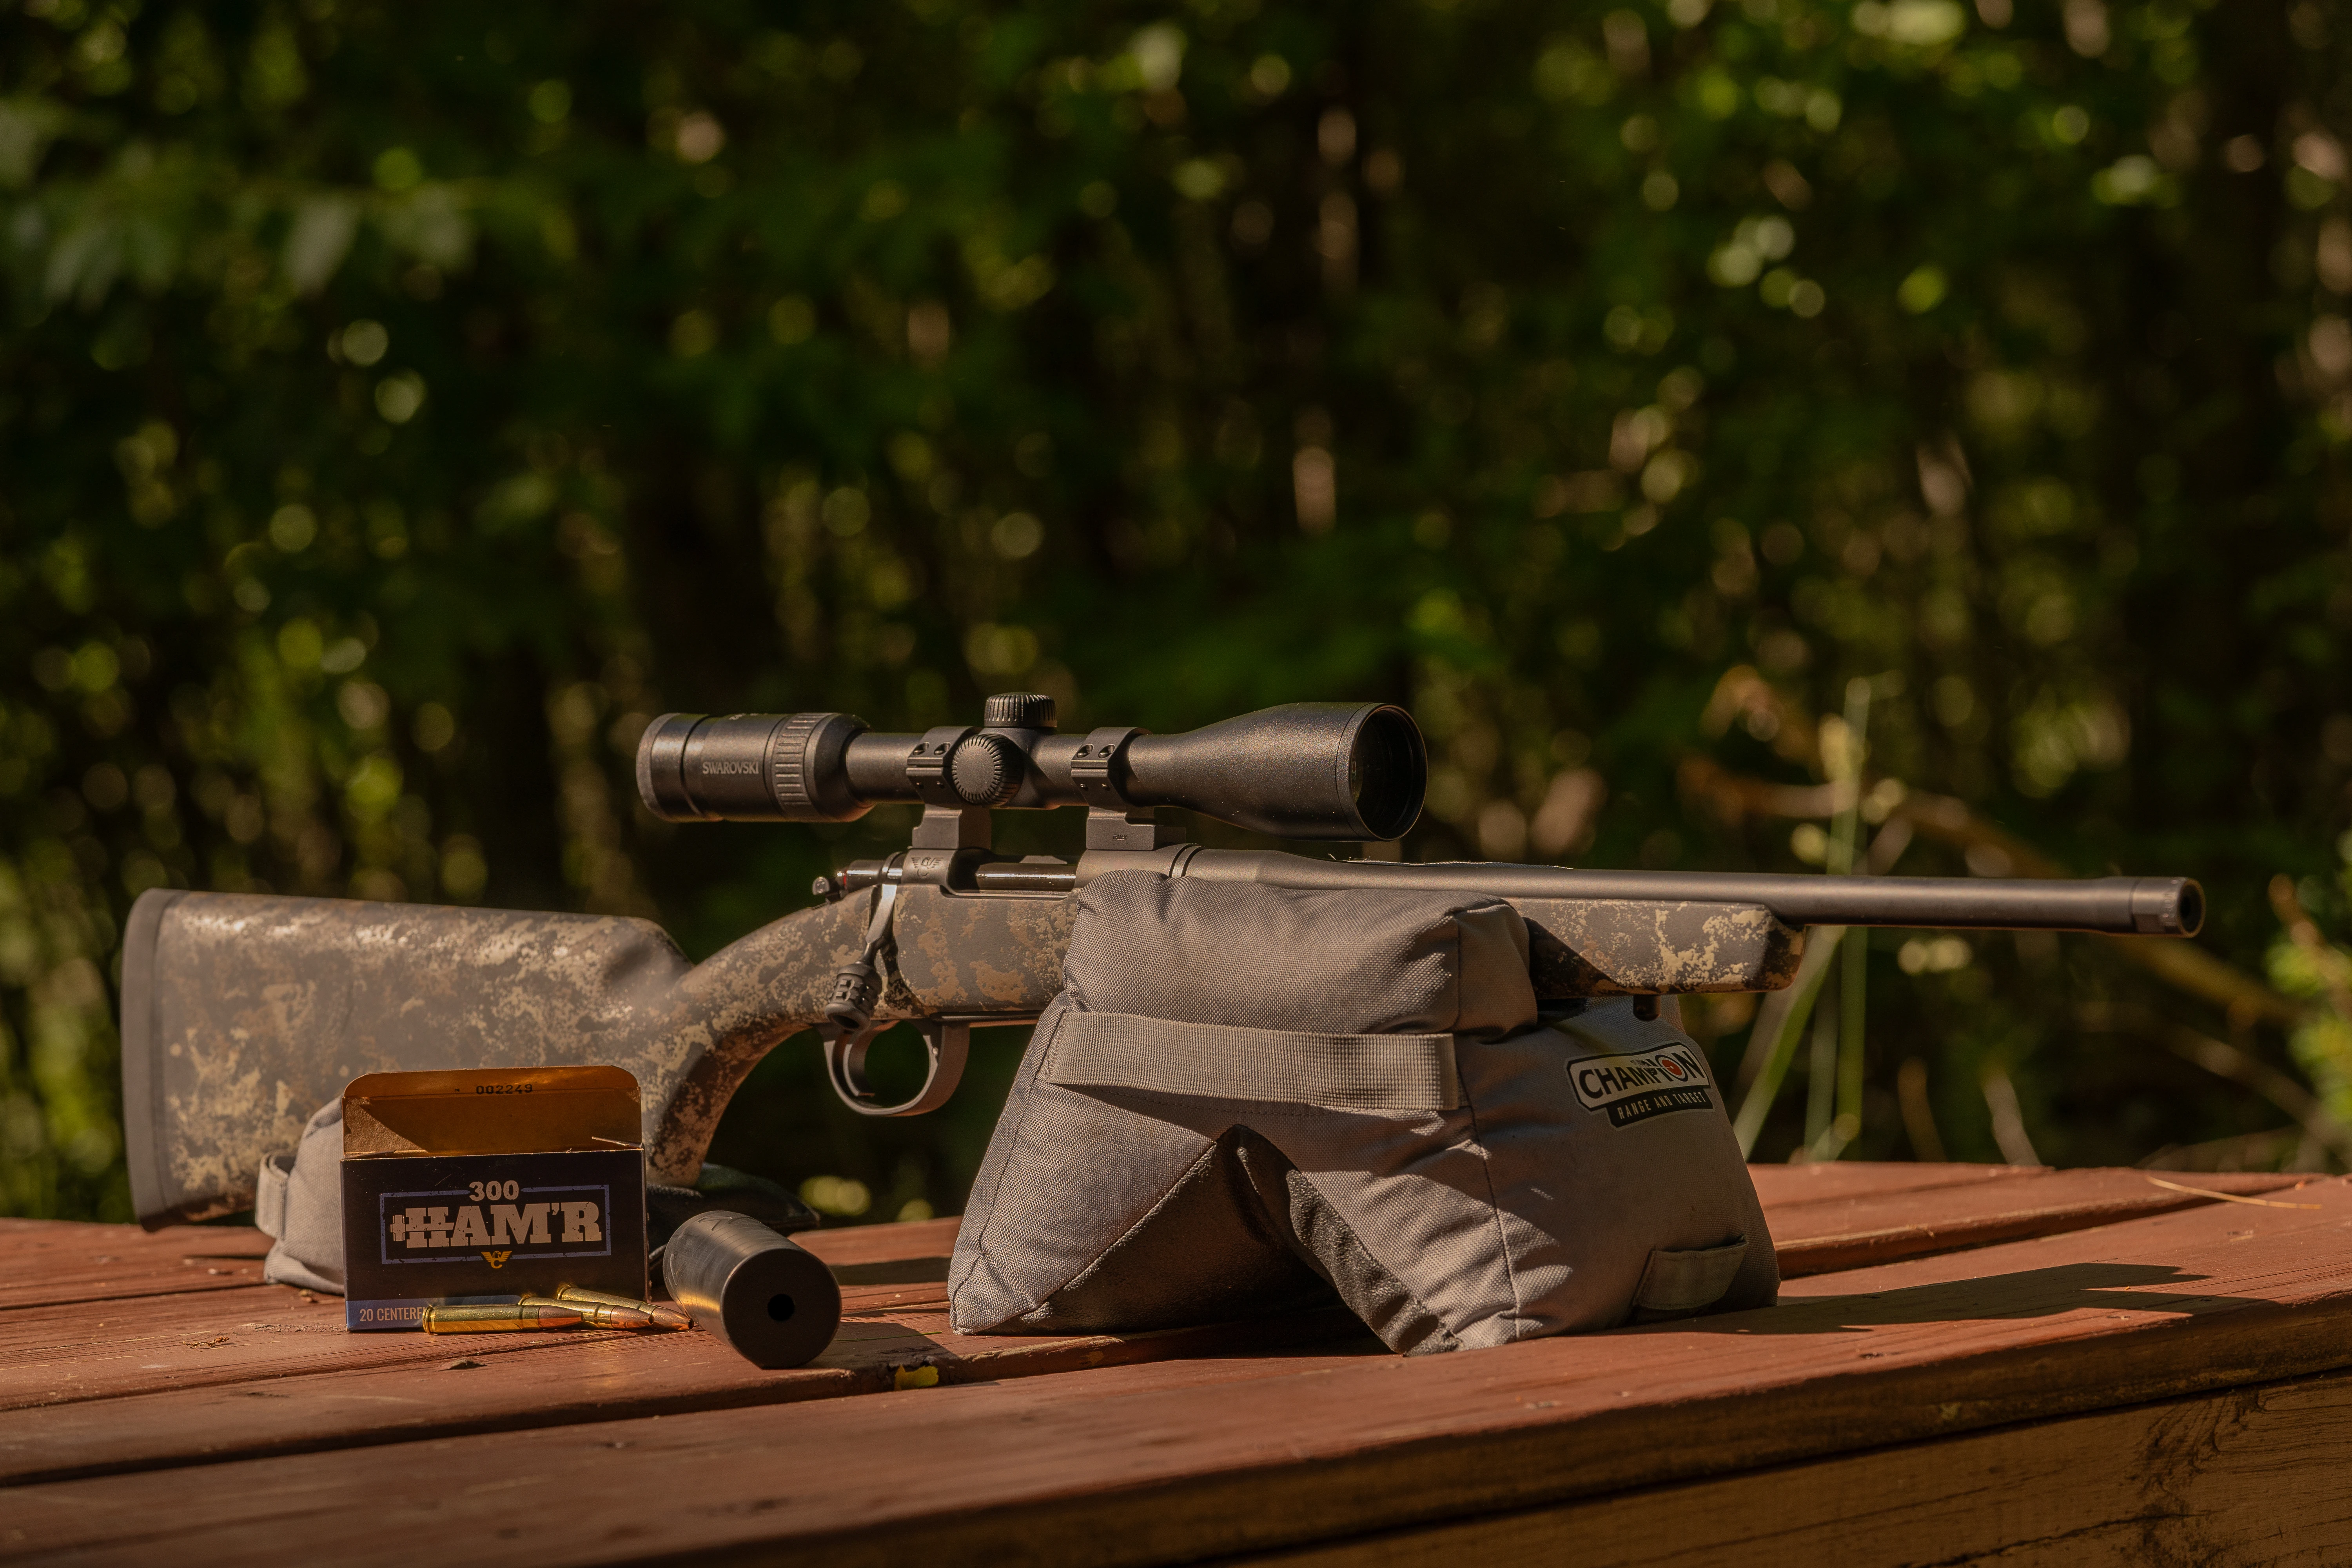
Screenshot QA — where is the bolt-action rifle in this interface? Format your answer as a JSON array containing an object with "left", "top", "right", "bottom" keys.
[{"left": 119, "top": 693, "right": 2202, "bottom": 1227}]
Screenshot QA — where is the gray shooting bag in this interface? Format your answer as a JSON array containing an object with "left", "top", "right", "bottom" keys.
[{"left": 949, "top": 871, "right": 1777, "bottom": 1353}]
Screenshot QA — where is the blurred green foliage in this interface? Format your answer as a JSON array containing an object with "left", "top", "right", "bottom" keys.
[{"left": 7, "top": 0, "right": 2352, "bottom": 1223}]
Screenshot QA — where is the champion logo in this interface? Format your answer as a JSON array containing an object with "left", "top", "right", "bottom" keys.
[{"left": 1568, "top": 1044, "right": 1716, "bottom": 1127}]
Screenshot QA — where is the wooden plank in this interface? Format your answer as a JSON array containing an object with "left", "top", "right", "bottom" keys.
[
  {"left": 0, "top": 1302, "right": 1368, "bottom": 1487},
  {"left": 4, "top": 1164, "right": 2282, "bottom": 1316},
  {"left": 0, "top": 1167, "right": 2317, "bottom": 1485},
  {"left": 0, "top": 1220, "right": 969, "bottom": 1414},
  {"left": 0, "top": 1267, "right": 1155, "bottom": 1413},
  {"left": 3, "top": 1169, "right": 2280, "bottom": 1312},
  {"left": 8, "top": 1179, "right": 2350, "bottom": 1566},
  {"left": 1746, "top": 1160, "right": 2295, "bottom": 1212},
  {"left": 1233, "top": 1366, "right": 2352, "bottom": 1566},
  {"left": 1745, "top": 1160, "right": 2030, "bottom": 1208},
  {"left": 0, "top": 1218, "right": 271, "bottom": 1258},
  {"left": 1769, "top": 1167, "right": 2312, "bottom": 1276},
  {"left": 0, "top": 1216, "right": 941, "bottom": 1312},
  {"left": 0, "top": 1220, "right": 272, "bottom": 1311},
  {"left": 699, "top": 1166, "right": 2299, "bottom": 1318},
  {"left": 0, "top": 1250, "right": 1367, "bottom": 1486},
  {"left": 794, "top": 1216, "right": 959, "bottom": 1270}
]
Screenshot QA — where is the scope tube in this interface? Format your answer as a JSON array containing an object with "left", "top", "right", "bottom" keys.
[
  {"left": 638, "top": 711, "right": 873, "bottom": 823},
  {"left": 1120, "top": 703, "right": 1424, "bottom": 840},
  {"left": 1159, "top": 851, "right": 2203, "bottom": 936},
  {"left": 638, "top": 703, "right": 1426, "bottom": 840}
]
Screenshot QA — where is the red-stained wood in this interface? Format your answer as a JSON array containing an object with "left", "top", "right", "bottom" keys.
[
  {"left": 8, "top": 1180, "right": 2351, "bottom": 1567},
  {"left": 0, "top": 1298, "right": 1370, "bottom": 1486},
  {"left": 0, "top": 1164, "right": 2324, "bottom": 1492},
  {"left": 793, "top": 1216, "right": 959, "bottom": 1269},
  {"left": 0, "top": 1216, "right": 935, "bottom": 1316},
  {"left": 1239, "top": 1367, "right": 2352, "bottom": 1567},
  {"left": 0, "top": 1263, "right": 1187, "bottom": 1417},
  {"left": 1769, "top": 1167, "right": 2312, "bottom": 1276},
  {"left": 0, "top": 1221, "right": 1370, "bottom": 1487},
  {"left": 0, "top": 1219, "right": 272, "bottom": 1311},
  {"left": 0, "top": 1217, "right": 975, "bottom": 1419},
  {"left": 1745, "top": 1159, "right": 2029, "bottom": 1208}
]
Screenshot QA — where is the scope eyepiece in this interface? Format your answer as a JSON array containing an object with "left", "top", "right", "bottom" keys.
[
  {"left": 636, "top": 711, "right": 872, "bottom": 823},
  {"left": 635, "top": 697, "right": 1427, "bottom": 842}
]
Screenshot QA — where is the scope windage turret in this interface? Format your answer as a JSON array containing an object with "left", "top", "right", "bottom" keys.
[{"left": 635, "top": 697, "right": 1427, "bottom": 842}]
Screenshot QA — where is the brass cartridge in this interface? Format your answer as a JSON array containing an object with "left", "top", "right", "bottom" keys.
[
  {"left": 421, "top": 1303, "right": 586, "bottom": 1334},
  {"left": 521, "top": 1293, "right": 659, "bottom": 1330},
  {"left": 555, "top": 1283, "right": 692, "bottom": 1330}
]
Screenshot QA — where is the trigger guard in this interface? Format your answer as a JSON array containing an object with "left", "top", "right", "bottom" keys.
[{"left": 820, "top": 1019, "right": 970, "bottom": 1118}]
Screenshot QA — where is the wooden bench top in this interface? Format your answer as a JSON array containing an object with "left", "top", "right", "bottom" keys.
[{"left": 5, "top": 1161, "right": 2347, "bottom": 1564}]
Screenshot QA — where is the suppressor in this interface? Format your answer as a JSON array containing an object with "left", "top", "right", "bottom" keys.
[{"left": 661, "top": 1210, "right": 842, "bottom": 1369}]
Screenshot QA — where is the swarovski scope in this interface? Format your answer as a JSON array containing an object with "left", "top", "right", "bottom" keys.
[{"left": 636, "top": 695, "right": 1428, "bottom": 845}]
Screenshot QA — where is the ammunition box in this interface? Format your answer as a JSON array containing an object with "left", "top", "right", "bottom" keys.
[{"left": 341, "top": 1066, "right": 648, "bottom": 1331}]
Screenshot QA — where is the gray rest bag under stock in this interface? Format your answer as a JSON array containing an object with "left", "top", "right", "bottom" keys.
[
  {"left": 949, "top": 871, "right": 1778, "bottom": 1353},
  {"left": 255, "top": 1098, "right": 347, "bottom": 1294}
]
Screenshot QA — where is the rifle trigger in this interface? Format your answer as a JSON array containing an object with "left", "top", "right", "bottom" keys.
[{"left": 819, "top": 1018, "right": 970, "bottom": 1118}]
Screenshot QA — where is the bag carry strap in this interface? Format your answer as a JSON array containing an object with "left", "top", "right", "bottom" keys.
[
  {"left": 1629, "top": 1236, "right": 1749, "bottom": 1321},
  {"left": 1041, "top": 1008, "right": 1462, "bottom": 1112},
  {"left": 253, "top": 1151, "right": 294, "bottom": 1240}
]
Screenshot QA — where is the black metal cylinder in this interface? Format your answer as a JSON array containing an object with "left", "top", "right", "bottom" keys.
[
  {"left": 661, "top": 1211, "right": 841, "bottom": 1369},
  {"left": 1120, "top": 702, "right": 1425, "bottom": 840},
  {"left": 636, "top": 702, "right": 1427, "bottom": 841},
  {"left": 637, "top": 711, "right": 871, "bottom": 823}
]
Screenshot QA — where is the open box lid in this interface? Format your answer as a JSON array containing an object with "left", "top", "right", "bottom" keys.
[{"left": 341, "top": 1066, "right": 641, "bottom": 1158}]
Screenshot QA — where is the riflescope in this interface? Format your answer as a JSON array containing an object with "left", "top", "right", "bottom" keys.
[{"left": 635, "top": 695, "right": 1428, "bottom": 842}]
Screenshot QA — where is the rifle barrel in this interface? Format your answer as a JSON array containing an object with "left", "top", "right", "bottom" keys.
[{"left": 1161, "top": 851, "right": 2203, "bottom": 937}]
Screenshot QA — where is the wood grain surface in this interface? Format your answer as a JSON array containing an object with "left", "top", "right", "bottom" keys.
[
  {"left": 7, "top": 1175, "right": 2348, "bottom": 1566},
  {"left": 1765, "top": 1165, "right": 2307, "bottom": 1275},
  {"left": 0, "top": 1217, "right": 272, "bottom": 1310},
  {"left": 9, "top": 1166, "right": 2343, "bottom": 1568},
  {"left": 1744, "top": 1160, "right": 2030, "bottom": 1207},
  {"left": 1238, "top": 1367, "right": 2352, "bottom": 1567}
]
